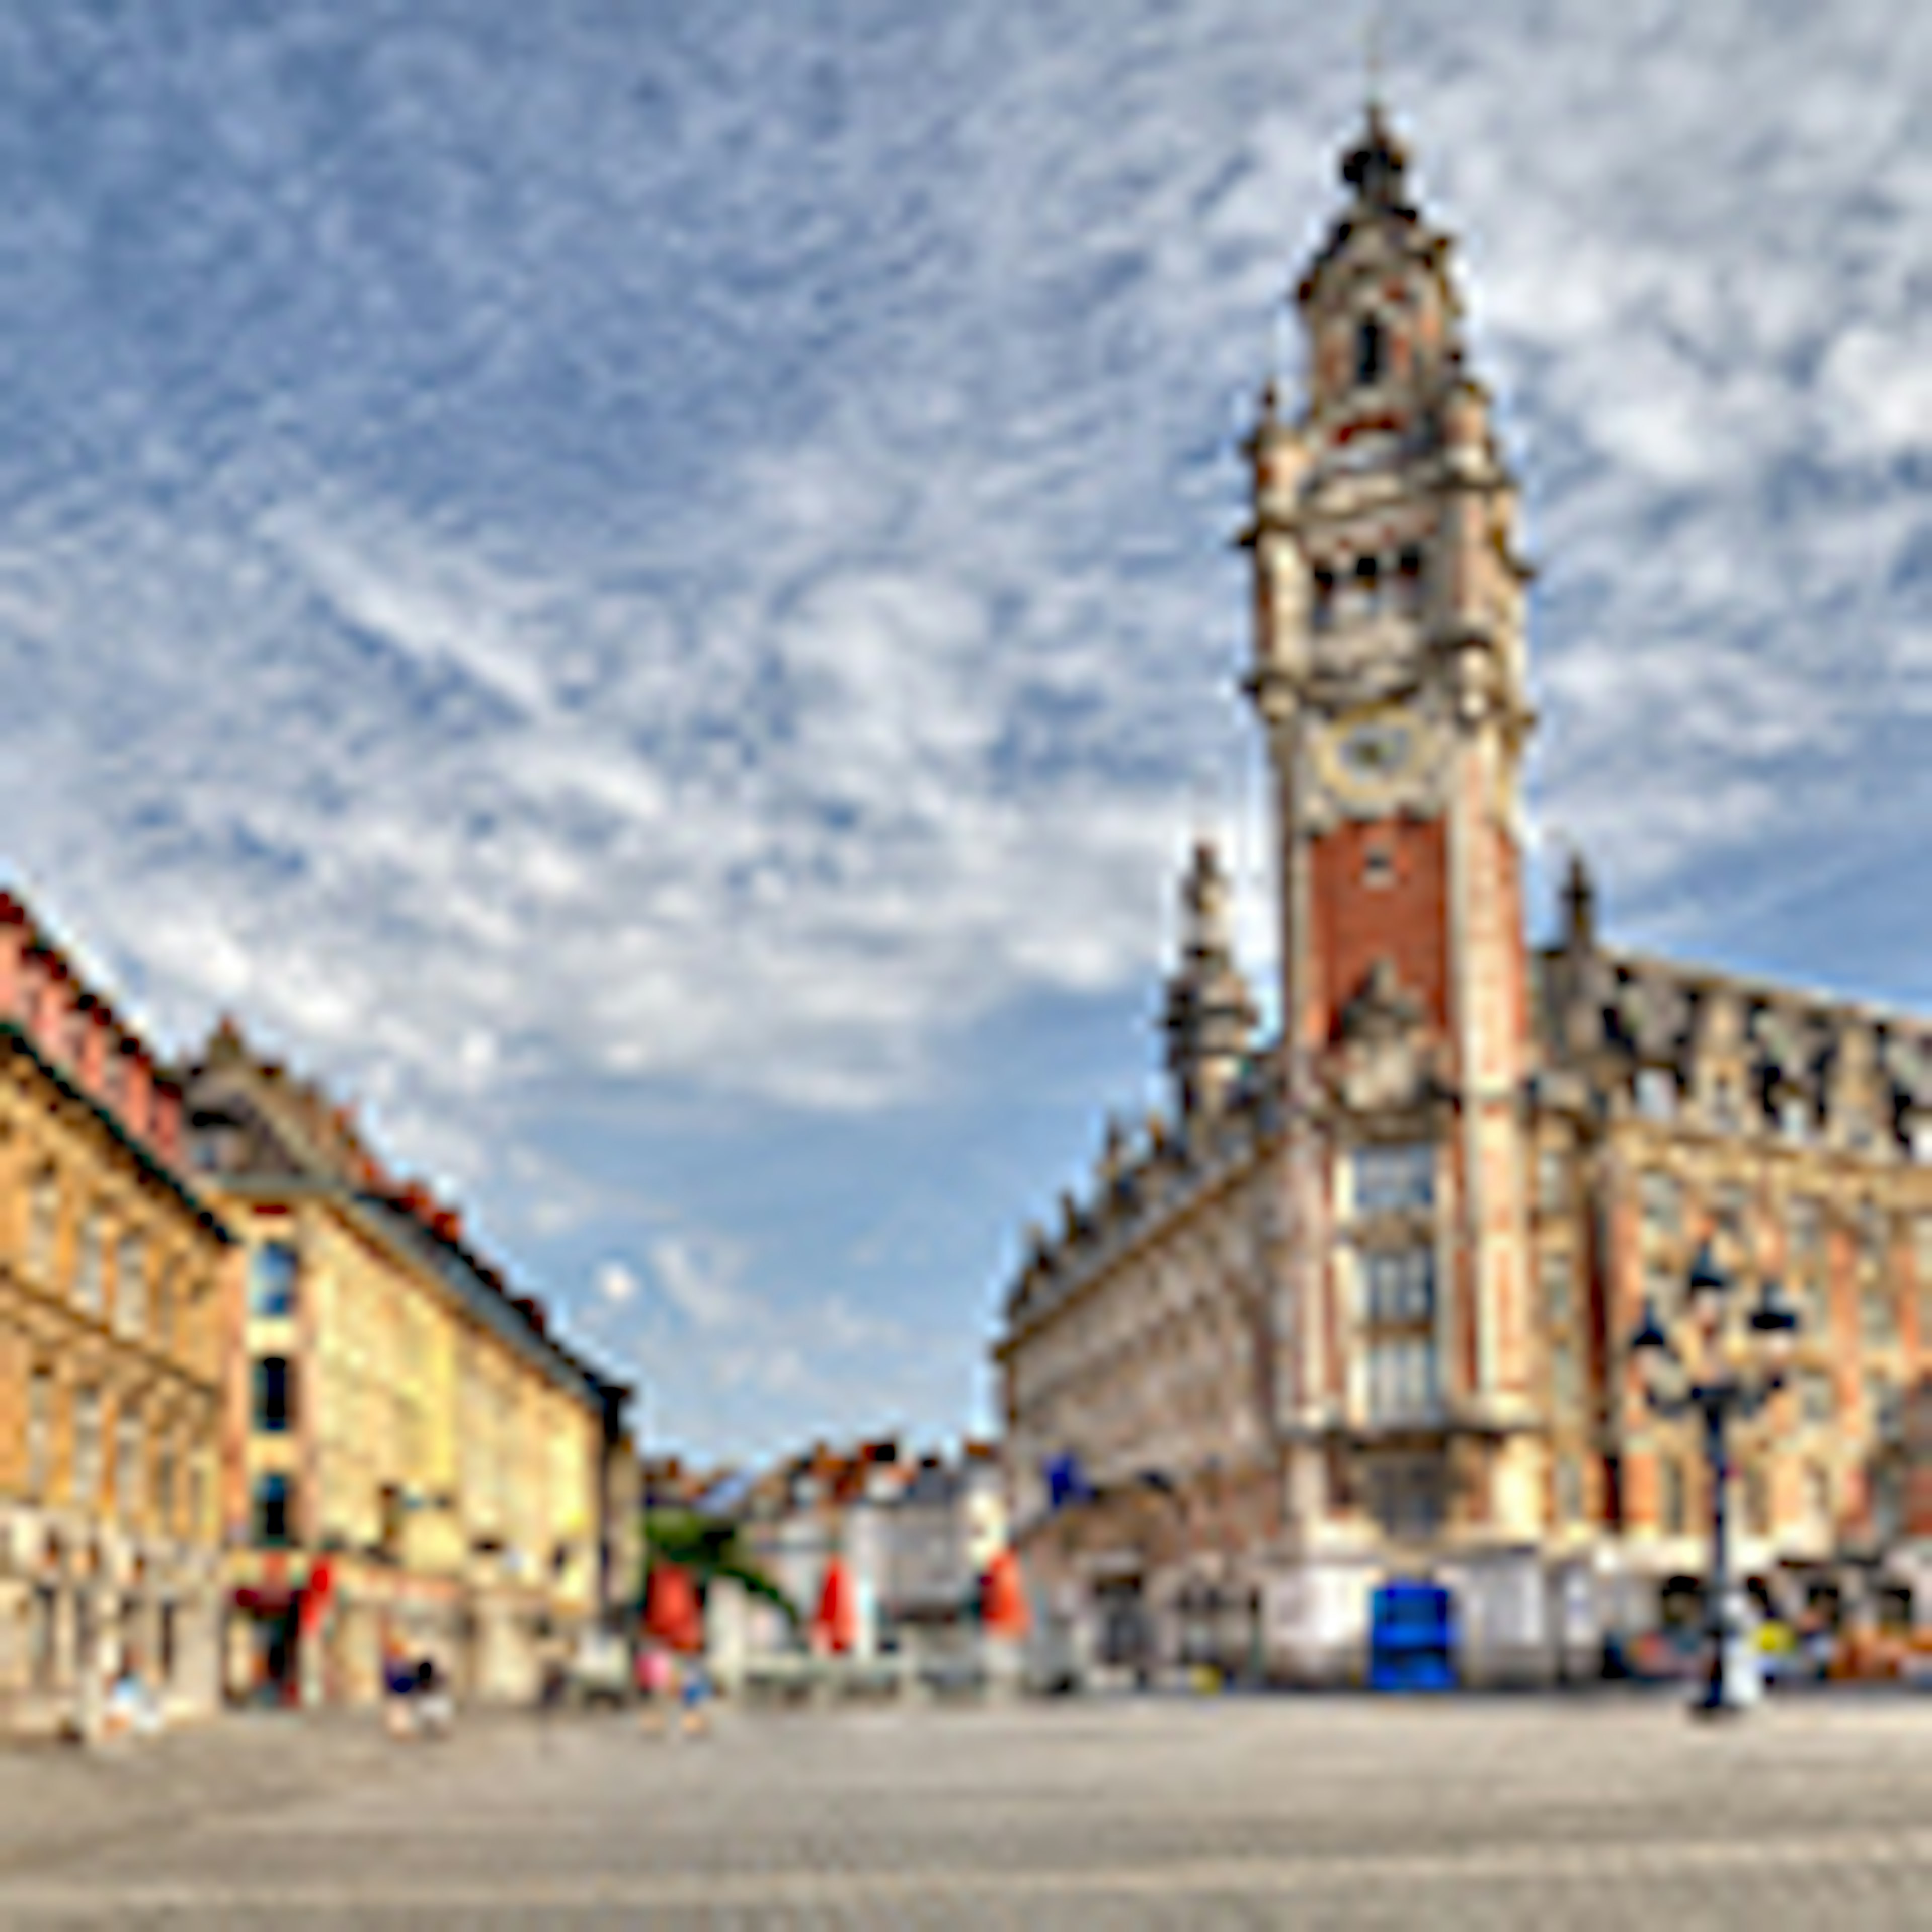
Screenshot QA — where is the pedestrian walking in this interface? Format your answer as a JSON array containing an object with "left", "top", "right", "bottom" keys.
[
  {"left": 382, "top": 1639, "right": 416, "bottom": 1740},
  {"left": 636, "top": 1641, "right": 673, "bottom": 1736}
]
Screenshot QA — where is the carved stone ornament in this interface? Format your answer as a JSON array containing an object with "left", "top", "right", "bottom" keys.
[
  {"left": 1561, "top": 952, "right": 1619, "bottom": 1059},
  {"left": 1693, "top": 989, "right": 1745, "bottom": 1058},
  {"left": 1306, "top": 608, "right": 1424, "bottom": 713},
  {"left": 1615, "top": 970, "right": 1689, "bottom": 1065},
  {"left": 1333, "top": 958, "right": 1434, "bottom": 1115},
  {"left": 1753, "top": 1004, "right": 1818, "bottom": 1092},
  {"left": 1882, "top": 1030, "right": 1932, "bottom": 1109}
]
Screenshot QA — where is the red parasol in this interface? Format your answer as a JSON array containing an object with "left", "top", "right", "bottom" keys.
[
  {"left": 643, "top": 1561, "right": 705, "bottom": 1654},
  {"left": 980, "top": 1548, "right": 1030, "bottom": 1639},
  {"left": 812, "top": 1556, "right": 858, "bottom": 1655}
]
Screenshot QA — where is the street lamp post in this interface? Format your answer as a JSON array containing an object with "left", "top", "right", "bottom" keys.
[{"left": 1628, "top": 1244, "right": 1800, "bottom": 1718}]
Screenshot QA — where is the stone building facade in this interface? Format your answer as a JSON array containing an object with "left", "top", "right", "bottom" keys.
[
  {"left": 995, "top": 110, "right": 1932, "bottom": 1686},
  {"left": 183, "top": 1022, "right": 628, "bottom": 1707},
  {"left": 0, "top": 894, "right": 235, "bottom": 1737}
]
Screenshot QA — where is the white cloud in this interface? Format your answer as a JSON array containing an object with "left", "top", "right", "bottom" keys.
[
  {"left": 593, "top": 1260, "right": 637, "bottom": 1307},
  {"left": 646, "top": 1233, "right": 747, "bottom": 1333},
  {"left": 1, "top": 1, "right": 1929, "bottom": 1457}
]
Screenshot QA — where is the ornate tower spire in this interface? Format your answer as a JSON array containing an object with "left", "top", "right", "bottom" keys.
[
  {"left": 1240, "top": 106, "right": 1543, "bottom": 1545},
  {"left": 1163, "top": 840, "right": 1257, "bottom": 1120}
]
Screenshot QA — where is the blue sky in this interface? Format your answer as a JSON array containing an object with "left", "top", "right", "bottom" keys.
[{"left": 2, "top": 1, "right": 1928, "bottom": 1462}]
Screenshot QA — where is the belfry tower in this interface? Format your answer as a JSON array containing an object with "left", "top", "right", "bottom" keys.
[{"left": 1242, "top": 108, "right": 1541, "bottom": 1587}]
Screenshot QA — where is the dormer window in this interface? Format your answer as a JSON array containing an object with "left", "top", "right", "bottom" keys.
[
  {"left": 1636, "top": 1067, "right": 1678, "bottom": 1122},
  {"left": 1356, "top": 316, "right": 1385, "bottom": 387}
]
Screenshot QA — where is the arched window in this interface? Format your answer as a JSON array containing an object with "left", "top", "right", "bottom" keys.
[
  {"left": 1356, "top": 316, "right": 1385, "bottom": 387},
  {"left": 1353, "top": 553, "right": 1381, "bottom": 613}
]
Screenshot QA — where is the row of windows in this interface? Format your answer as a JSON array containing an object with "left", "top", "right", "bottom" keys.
[
  {"left": 1311, "top": 546, "right": 1426, "bottom": 628},
  {"left": 24, "top": 1169, "right": 175, "bottom": 1343},
  {"left": 1631, "top": 1065, "right": 1932, "bottom": 1159},
  {"left": 1638, "top": 1174, "right": 1901, "bottom": 1257},
  {"left": 1548, "top": 1457, "right": 1869, "bottom": 1538},
  {"left": 21, "top": 1371, "right": 207, "bottom": 1531}
]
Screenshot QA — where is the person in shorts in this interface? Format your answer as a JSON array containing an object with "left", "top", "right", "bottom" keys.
[{"left": 678, "top": 1656, "right": 710, "bottom": 1739}]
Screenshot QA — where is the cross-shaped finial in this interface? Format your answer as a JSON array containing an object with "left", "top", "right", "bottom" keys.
[{"left": 1365, "top": 4, "right": 1385, "bottom": 111}]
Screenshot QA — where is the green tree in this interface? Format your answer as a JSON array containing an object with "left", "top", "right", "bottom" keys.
[{"left": 640, "top": 1510, "right": 799, "bottom": 1628}]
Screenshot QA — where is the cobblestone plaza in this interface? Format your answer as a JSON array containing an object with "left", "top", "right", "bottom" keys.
[{"left": 2, "top": 1697, "right": 1931, "bottom": 1926}]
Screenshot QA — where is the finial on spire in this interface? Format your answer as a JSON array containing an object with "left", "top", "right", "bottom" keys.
[{"left": 1365, "top": 3, "right": 1384, "bottom": 113}]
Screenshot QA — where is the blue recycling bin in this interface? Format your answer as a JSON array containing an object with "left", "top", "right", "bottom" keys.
[{"left": 1369, "top": 1580, "right": 1457, "bottom": 1692}]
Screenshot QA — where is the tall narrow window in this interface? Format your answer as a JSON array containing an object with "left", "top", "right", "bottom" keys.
[
  {"left": 1550, "top": 1338, "right": 1582, "bottom": 1412},
  {"left": 254, "top": 1356, "right": 294, "bottom": 1434},
  {"left": 26, "top": 1371, "right": 52, "bottom": 1498},
  {"left": 250, "top": 1241, "right": 299, "bottom": 1320},
  {"left": 115, "top": 1233, "right": 145, "bottom": 1338},
  {"left": 1541, "top": 1250, "right": 1575, "bottom": 1325},
  {"left": 155, "top": 1264, "right": 175, "bottom": 1354},
  {"left": 189, "top": 1452, "right": 209, "bottom": 1545},
  {"left": 71, "top": 1387, "right": 102, "bottom": 1507},
  {"left": 74, "top": 1211, "right": 104, "bottom": 1317},
  {"left": 1353, "top": 552, "right": 1381, "bottom": 614},
  {"left": 1555, "top": 1458, "right": 1584, "bottom": 1525},
  {"left": 115, "top": 1404, "right": 143, "bottom": 1522},
  {"left": 254, "top": 1471, "right": 294, "bottom": 1548},
  {"left": 1356, "top": 315, "right": 1385, "bottom": 386},
  {"left": 28, "top": 1169, "right": 58, "bottom": 1282}
]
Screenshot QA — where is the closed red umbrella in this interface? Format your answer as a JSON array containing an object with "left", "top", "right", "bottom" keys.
[
  {"left": 643, "top": 1562, "right": 704, "bottom": 1655},
  {"left": 813, "top": 1557, "right": 857, "bottom": 1655},
  {"left": 980, "top": 1548, "right": 1029, "bottom": 1639}
]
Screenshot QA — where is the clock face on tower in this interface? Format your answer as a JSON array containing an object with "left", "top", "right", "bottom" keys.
[{"left": 1312, "top": 703, "right": 1435, "bottom": 818}]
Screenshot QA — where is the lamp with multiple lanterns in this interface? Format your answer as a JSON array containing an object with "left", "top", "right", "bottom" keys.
[{"left": 1628, "top": 1242, "right": 1801, "bottom": 1716}]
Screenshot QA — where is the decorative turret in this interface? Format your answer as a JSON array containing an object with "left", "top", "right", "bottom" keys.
[
  {"left": 1163, "top": 840, "right": 1257, "bottom": 1119},
  {"left": 1560, "top": 851, "right": 1597, "bottom": 956}
]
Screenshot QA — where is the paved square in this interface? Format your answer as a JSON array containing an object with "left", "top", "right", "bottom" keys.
[{"left": 3, "top": 1694, "right": 1932, "bottom": 1926}]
